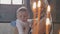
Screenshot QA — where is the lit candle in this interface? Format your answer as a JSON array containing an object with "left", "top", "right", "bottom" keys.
[
  {"left": 46, "top": 18, "right": 51, "bottom": 34},
  {"left": 37, "top": 0, "right": 41, "bottom": 22},
  {"left": 46, "top": 5, "right": 51, "bottom": 34},
  {"left": 32, "top": 2, "right": 36, "bottom": 24},
  {"left": 36, "top": 0, "right": 41, "bottom": 34},
  {"left": 32, "top": 0, "right": 41, "bottom": 34},
  {"left": 32, "top": 2, "right": 37, "bottom": 34},
  {"left": 47, "top": 5, "right": 51, "bottom": 18}
]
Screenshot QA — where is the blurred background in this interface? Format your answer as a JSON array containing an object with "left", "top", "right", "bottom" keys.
[{"left": 0, "top": 0, "right": 60, "bottom": 34}]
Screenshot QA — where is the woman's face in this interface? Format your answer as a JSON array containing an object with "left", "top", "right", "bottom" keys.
[{"left": 17, "top": 11, "right": 29, "bottom": 22}]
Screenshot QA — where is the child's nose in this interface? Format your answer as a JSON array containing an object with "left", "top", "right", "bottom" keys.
[{"left": 22, "top": 16, "right": 25, "bottom": 19}]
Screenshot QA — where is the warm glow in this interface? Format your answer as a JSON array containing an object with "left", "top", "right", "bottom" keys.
[
  {"left": 38, "top": 0, "right": 41, "bottom": 7},
  {"left": 59, "top": 30, "right": 60, "bottom": 34},
  {"left": 46, "top": 18, "right": 51, "bottom": 25},
  {"left": 47, "top": 5, "right": 51, "bottom": 12},
  {"left": 33, "top": 2, "right": 36, "bottom": 9}
]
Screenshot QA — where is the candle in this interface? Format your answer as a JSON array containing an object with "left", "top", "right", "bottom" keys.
[
  {"left": 37, "top": 0, "right": 41, "bottom": 34},
  {"left": 46, "top": 5, "right": 51, "bottom": 34},
  {"left": 46, "top": 18, "right": 51, "bottom": 34},
  {"left": 47, "top": 5, "right": 51, "bottom": 18},
  {"left": 32, "top": 2, "right": 36, "bottom": 24},
  {"left": 37, "top": 0, "right": 41, "bottom": 22},
  {"left": 32, "top": 0, "right": 41, "bottom": 34},
  {"left": 32, "top": 2, "right": 37, "bottom": 34},
  {"left": 32, "top": 2, "right": 36, "bottom": 21}
]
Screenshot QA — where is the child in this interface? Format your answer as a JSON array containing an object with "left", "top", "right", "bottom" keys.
[{"left": 15, "top": 6, "right": 30, "bottom": 34}]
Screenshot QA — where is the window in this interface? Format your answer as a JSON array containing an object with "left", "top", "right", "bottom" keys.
[
  {"left": 0, "top": 0, "right": 11, "bottom": 4},
  {"left": 12, "top": 0, "right": 22, "bottom": 5},
  {"left": 0, "top": 0, "right": 23, "bottom": 5}
]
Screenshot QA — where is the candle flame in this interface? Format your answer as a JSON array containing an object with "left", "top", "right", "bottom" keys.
[
  {"left": 38, "top": 0, "right": 41, "bottom": 7},
  {"left": 46, "top": 18, "right": 51, "bottom": 25},
  {"left": 33, "top": 2, "right": 36, "bottom": 9},
  {"left": 47, "top": 5, "right": 51, "bottom": 12}
]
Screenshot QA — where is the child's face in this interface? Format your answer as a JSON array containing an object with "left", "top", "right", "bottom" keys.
[{"left": 17, "top": 11, "right": 29, "bottom": 22}]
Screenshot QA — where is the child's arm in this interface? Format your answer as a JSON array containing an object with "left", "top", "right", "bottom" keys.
[
  {"left": 22, "top": 23, "right": 30, "bottom": 34},
  {"left": 14, "top": 27, "right": 18, "bottom": 34}
]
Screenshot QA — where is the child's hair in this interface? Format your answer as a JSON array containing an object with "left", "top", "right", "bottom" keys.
[
  {"left": 17, "top": 6, "right": 28, "bottom": 13},
  {"left": 16, "top": 6, "right": 30, "bottom": 17}
]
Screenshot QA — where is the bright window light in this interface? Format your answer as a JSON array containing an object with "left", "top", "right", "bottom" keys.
[
  {"left": 0, "top": 0, "right": 23, "bottom": 5},
  {"left": 0, "top": 0, "right": 11, "bottom": 4},
  {"left": 12, "top": 0, "right": 22, "bottom": 5}
]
